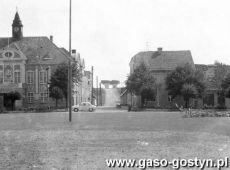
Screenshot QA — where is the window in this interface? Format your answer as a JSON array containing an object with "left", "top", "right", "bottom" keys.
[
  {"left": 40, "top": 92, "right": 48, "bottom": 103},
  {"left": 0, "top": 65, "right": 3, "bottom": 84},
  {"left": 39, "top": 71, "right": 47, "bottom": 84},
  {"left": 27, "top": 71, "right": 34, "bottom": 84},
  {"left": 28, "top": 92, "right": 34, "bottom": 103},
  {"left": 14, "top": 65, "right": 20, "bottom": 83}
]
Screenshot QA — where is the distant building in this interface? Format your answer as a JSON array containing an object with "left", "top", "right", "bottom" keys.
[{"left": 196, "top": 64, "right": 230, "bottom": 108}]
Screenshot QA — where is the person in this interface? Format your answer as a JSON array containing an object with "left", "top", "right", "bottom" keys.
[{"left": 128, "top": 104, "right": 131, "bottom": 112}]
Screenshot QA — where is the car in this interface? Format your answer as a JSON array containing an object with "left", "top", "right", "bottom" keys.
[
  {"left": 72, "top": 102, "right": 96, "bottom": 112},
  {"left": 116, "top": 101, "right": 121, "bottom": 108}
]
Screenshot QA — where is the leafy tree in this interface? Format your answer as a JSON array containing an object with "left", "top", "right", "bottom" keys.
[
  {"left": 5, "top": 91, "right": 21, "bottom": 110},
  {"left": 221, "top": 73, "right": 230, "bottom": 98},
  {"left": 50, "top": 86, "right": 64, "bottom": 108},
  {"left": 181, "top": 83, "right": 197, "bottom": 108},
  {"left": 126, "top": 63, "right": 156, "bottom": 105},
  {"left": 49, "top": 62, "right": 82, "bottom": 107},
  {"left": 213, "top": 61, "right": 228, "bottom": 106},
  {"left": 166, "top": 63, "right": 205, "bottom": 108},
  {"left": 213, "top": 61, "right": 228, "bottom": 88}
]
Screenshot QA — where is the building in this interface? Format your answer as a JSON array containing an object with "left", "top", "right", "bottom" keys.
[
  {"left": 71, "top": 52, "right": 92, "bottom": 105},
  {"left": 126, "top": 47, "right": 195, "bottom": 108},
  {"left": 81, "top": 70, "right": 92, "bottom": 103},
  {"left": 0, "top": 12, "right": 78, "bottom": 110},
  {"left": 196, "top": 64, "right": 230, "bottom": 108},
  {"left": 125, "top": 48, "right": 230, "bottom": 109}
]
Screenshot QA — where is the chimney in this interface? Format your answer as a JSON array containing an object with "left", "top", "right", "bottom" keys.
[
  {"left": 157, "top": 47, "right": 163, "bottom": 52},
  {"left": 50, "top": 35, "right": 53, "bottom": 42},
  {"left": 71, "top": 49, "right": 77, "bottom": 60},
  {"left": 72, "top": 49, "right": 76, "bottom": 55}
]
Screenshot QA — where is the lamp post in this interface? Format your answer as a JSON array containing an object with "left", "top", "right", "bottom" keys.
[{"left": 68, "top": 0, "right": 72, "bottom": 122}]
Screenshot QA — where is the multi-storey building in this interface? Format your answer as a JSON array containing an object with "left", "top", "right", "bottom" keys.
[
  {"left": 0, "top": 12, "right": 74, "bottom": 110},
  {"left": 128, "top": 47, "right": 194, "bottom": 108},
  {"left": 124, "top": 48, "right": 230, "bottom": 109},
  {"left": 71, "top": 51, "right": 92, "bottom": 105}
]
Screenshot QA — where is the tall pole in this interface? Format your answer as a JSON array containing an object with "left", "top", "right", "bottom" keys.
[
  {"left": 68, "top": 0, "right": 72, "bottom": 122},
  {"left": 99, "top": 82, "right": 102, "bottom": 106},
  {"left": 91, "top": 66, "right": 94, "bottom": 104},
  {"left": 96, "top": 76, "right": 98, "bottom": 106}
]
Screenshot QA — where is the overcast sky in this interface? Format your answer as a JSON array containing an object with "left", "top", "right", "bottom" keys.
[{"left": 1, "top": 0, "right": 230, "bottom": 85}]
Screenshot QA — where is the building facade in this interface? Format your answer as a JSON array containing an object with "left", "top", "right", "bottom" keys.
[
  {"left": 71, "top": 51, "right": 92, "bottom": 105},
  {"left": 0, "top": 12, "right": 90, "bottom": 110},
  {"left": 127, "top": 48, "right": 195, "bottom": 108},
  {"left": 125, "top": 48, "right": 230, "bottom": 109}
]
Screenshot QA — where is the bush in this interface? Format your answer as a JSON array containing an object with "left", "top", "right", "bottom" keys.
[{"left": 214, "top": 105, "right": 227, "bottom": 110}]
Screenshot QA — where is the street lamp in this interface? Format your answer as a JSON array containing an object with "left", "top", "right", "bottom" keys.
[{"left": 68, "top": 0, "right": 72, "bottom": 122}]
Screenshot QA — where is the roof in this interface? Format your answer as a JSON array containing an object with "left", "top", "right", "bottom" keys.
[
  {"left": 120, "top": 89, "right": 127, "bottom": 97},
  {"left": 12, "top": 12, "right": 23, "bottom": 26},
  {"left": 0, "top": 38, "right": 14, "bottom": 49},
  {"left": 130, "top": 50, "right": 195, "bottom": 71},
  {"left": 0, "top": 36, "right": 69, "bottom": 65}
]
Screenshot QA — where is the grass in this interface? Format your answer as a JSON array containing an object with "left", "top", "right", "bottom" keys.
[
  {"left": 0, "top": 129, "right": 230, "bottom": 170},
  {"left": 0, "top": 112, "right": 230, "bottom": 169}
]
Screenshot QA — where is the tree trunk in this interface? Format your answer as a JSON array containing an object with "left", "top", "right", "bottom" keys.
[
  {"left": 65, "top": 97, "right": 68, "bottom": 108},
  {"left": 11, "top": 100, "right": 14, "bottom": 111},
  {"left": 185, "top": 98, "right": 190, "bottom": 108},
  {"left": 55, "top": 99, "right": 58, "bottom": 109}
]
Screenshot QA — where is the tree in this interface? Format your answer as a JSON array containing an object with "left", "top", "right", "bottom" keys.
[
  {"left": 50, "top": 86, "right": 64, "bottom": 108},
  {"left": 221, "top": 73, "right": 230, "bottom": 98},
  {"left": 126, "top": 63, "right": 156, "bottom": 105},
  {"left": 5, "top": 91, "right": 21, "bottom": 110},
  {"left": 49, "top": 62, "right": 82, "bottom": 107},
  {"left": 213, "top": 61, "right": 228, "bottom": 106},
  {"left": 166, "top": 63, "right": 205, "bottom": 108}
]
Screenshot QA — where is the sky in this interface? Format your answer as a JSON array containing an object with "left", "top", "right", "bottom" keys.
[{"left": 1, "top": 0, "right": 230, "bottom": 85}]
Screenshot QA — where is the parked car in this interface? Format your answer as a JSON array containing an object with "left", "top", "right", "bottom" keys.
[
  {"left": 116, "top": 101, "right": 121, "bottom": 108},
  {"left": 72, "top": 102, "right": 96, "bottom": 112}
]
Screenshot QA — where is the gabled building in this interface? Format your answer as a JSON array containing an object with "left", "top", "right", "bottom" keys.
[
  {"left": 126, "top": 48, "right": 230, "bottom": 109},
  {"left": 127, "top": 47, "right": 195, "bottom": 108},
  {"left": 0, "top": 12, "right": 71, "bottom": 110}
]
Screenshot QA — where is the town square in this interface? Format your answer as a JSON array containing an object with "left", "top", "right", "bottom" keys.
[{"left": 1, "top": 0, "right": 230, "bottom": 169}]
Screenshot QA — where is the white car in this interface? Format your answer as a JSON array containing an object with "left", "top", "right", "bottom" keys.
[{"left": 72, "top": 102, "right": 96, "bottom": 112}]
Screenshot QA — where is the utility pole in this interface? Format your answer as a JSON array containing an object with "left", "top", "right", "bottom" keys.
[
  {"left": 99, "top": 82, "right": 102, "bottom": 106},
  {"left": 91, "top": 66, "right": 94, "bottom": 104},
  {"left": 68, "top": 0, "right": 72, "bottom": 122},
  {"left": 96, "top": 76, "right": 98, "bottom": 106}
]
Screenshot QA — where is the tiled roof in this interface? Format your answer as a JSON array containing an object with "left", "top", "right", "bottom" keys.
[
  {"left": 0, "top": 36, "right": 69, "bottom": 65},
  {"left": 0, "top": 38, "right": 14, "bottom": 49},
  {"left": 131, "top": 50, "right": 195, "bottom": 71}
]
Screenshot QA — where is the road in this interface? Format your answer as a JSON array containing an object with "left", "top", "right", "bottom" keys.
[
  {"left": 104, "top": 88, "right": 120, "bottom": 106},
  {"left": 1, "top": 110, "right": 230, "bottom": 136}
]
